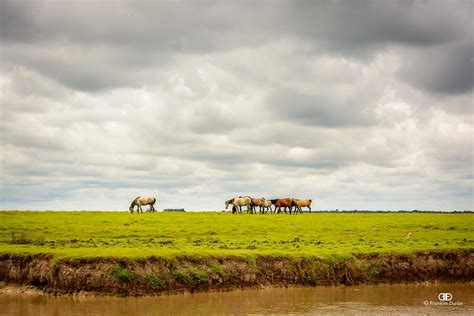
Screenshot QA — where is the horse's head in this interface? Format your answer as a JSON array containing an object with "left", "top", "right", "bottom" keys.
[
  {"left": 129, "top": 196, "right": 140, "bottom": 213},
  {"left": 225, "top": 198, "right": 234, "bottom": 209}
]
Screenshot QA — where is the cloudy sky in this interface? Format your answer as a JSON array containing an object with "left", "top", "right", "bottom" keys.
[{"left": 0, "top": 0, "right": 472, "bottom": 211}]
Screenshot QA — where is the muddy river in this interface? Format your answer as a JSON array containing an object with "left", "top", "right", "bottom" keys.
[{"left": 1, "top": 282, "right": 472, "bottom": 315}]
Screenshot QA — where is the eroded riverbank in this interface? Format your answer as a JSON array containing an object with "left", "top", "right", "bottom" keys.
[{"left": 0, "top": 250, "right": 472, "bottom": 296}]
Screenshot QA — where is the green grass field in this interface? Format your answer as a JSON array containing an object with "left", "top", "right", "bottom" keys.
[{"left": 0, "top": 211, "right": 472, "bottom": 259}]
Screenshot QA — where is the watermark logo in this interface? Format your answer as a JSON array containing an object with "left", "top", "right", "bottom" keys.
[
  {"left": 423, "top": 292, "right": 464, "bottom": 306},
  {"left": 438, "top": 293, "right": 452, "bottom": 301}
]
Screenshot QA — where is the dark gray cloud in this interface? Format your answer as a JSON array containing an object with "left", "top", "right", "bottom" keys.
[
  {"left": 399, "top": 40, "right": 473, "bottom": 95},
  {"left": 1, "top": 1, "right": 467, "bottom": 49},
  {"left": 1, "top": 0, "right": 472, "bottom": 93},
  {"left": 0, "top": 0, "right": 472, "bottom": 211},
  {"left": 266, "top": 89, "right": 376, "bottom": 127}
]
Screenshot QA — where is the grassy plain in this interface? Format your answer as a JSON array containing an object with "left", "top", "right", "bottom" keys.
[{"left": 0, "top": 211, "right": 472, "bottom": 259}]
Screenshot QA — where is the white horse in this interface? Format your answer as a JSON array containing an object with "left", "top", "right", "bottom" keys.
[
  {"left": 225, "top": 196, "right": 254, "bottom": 214},
  {"left": 261, "top": 198, "right": 273, "bottom": 214},
  {"left": 129, "top": 196, "right": 157, "bottom": 213}
]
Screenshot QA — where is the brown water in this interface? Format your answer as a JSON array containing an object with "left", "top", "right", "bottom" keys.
[{"left": 1, "top": 283, "right": 472, "bottom": 315}]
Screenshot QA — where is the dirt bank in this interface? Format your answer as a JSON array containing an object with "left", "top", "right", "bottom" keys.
[{"left": 0, "top": 250, "right": 472, "bottom": 296}]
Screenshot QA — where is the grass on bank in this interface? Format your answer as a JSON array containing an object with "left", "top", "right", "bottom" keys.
[{"left": 0, "top": 211, "right": 472, "bottom": 260}]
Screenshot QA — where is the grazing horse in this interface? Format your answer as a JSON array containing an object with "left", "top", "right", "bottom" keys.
[
  {"left": 129, "top": 196, "right": 157, "bottom": 213},
  {"left": 225, "top": 196, "right": 253, "bottom": 214},
  {"left": 250, "top": 197, "right": 271, "bottom": 214},
  {"left": 251, "top": 197, "right": 272, "bottom": 214},
  {"left": 270, "top": 198, "right": 293, "bottom": 214},
  {"left": 292, "top": 199, "right": 312, "bottom": 214}
]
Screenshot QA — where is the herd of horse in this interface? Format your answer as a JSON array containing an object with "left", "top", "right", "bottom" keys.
[
  {"left": 129, "top": 195, "right": 312, "bottom": 214},
  {"left": 225, "top": 196, "right": 312, "bottom": 214}
]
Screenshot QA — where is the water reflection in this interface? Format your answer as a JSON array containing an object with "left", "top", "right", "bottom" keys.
[{"left": 1, "top": 282, "right": 472, "bottom": 315}]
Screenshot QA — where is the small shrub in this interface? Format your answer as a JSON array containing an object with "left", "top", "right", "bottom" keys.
[
  {"left": 210, "top": 264, "right": 227, "bottom": 278},
  {"left": 242, "top": 255, "right": 257, "bottom": 271},
  {"left": 368, "top": 266, "right": 380, "bottom": 279},
  {"left": 147, "top": 274, "right": 167, "bottom": 290},
  {"left": 190, "top": 267, "right": 208, "bottom": 282},
  {"left": 172, "top": 269, "right": 192, "bottom": 283},
  {"left": 304, "top": 270, "right": 318, "bottom": 286},
  {"left": 113, "top": 266, "right": 139, "bottom": 282}
]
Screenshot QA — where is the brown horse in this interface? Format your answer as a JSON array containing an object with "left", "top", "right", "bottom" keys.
[
  {"left": 292, "top": 199, "right": 312, "bottom": 214},
  {"left": 270, "top": 198, "right": 293, "bottom": 214},
  {"left": 129, "top": 196, "right": 157, "bottom": 213}
]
